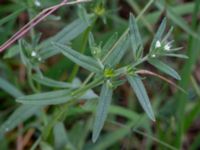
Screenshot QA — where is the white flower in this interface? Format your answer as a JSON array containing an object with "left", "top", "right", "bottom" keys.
[
  {"left": 31, "top": 51, "right": 37, "bottom": 57},
  {"left": 164, "top": 44, "right": 171, "bottom": 51},
  {"left": 155, "top": 40, "right": 161, "bottom": 48},
  {"left": 151, "top": 54, "right": 156, "bottom": 58},
  {"left": 35, "top": 0, "right": 41, "bottom": 7}
]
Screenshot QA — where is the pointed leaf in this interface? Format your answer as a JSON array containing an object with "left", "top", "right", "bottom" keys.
[
  {"left": 103, "top": 36, "right": 129, "bottom": 67},
  {"left": 78, "top": 5, "right": 90, "bottom": 25},
  {"left": 150, "top": 18, "right": 166, "bottom": 52},
  {"left": 0, "top": 77, "right": 23, "bottom": 98},
  {"left": 0, "top": 105, "right": 41, "bottom": 138},
  {"left": 54, "top": 43, "right": 102, "bottom": 73},
  {"left": 102, "top": 33, "right": 118, "bottom": 57},
  {"left": 164, "top": 53, "right": 188, "bottom": 59},
  {"left": 127, "top": 75, "right": 155, "bottom": 121},
  {"left": 16, "top": 89, "right": 98, "bottom": 105},
  {"left": 89, "top": 32, "right": 96, "bottom": 49},
  {"left": 129, "top": 13, "right": 143, "bottom": 60},
  {"left": 39, "top": 16, "right": 94, "bottom": 59},
  {"left": 92, "top": 81, "right": 113, "bottom": 142},
  {"left": 148, "top": 59, "right": 181, "bottom": 80},
  {"left": 53, "top": 122, "right": 69, "bottom": 150},
  {"left": 32, "top": 74, "right": 75, "bottom": 88}
]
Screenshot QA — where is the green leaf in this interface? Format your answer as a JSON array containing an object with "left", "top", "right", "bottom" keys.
[
  {"left": 103, "top": 36, "right": 129, "bottom": 67},
  {"left": 0, "top": 105, "right": 41, "bottom": 138},
  {"left": 89, "top": 32, "right": 96, "bottom": 49},
  {"left": 39, "top": 17, "right": 93, "bottom": 59},
  {"left": 150, "top": 18, "right": 166, "bottom": 52},
  {"left": 19, "top": 40, "right": 30, "bottom": 67},
  {"left": 53, "top": 122, "right": 68, "bottom": 150},
  {"left": 167, "top": 7, "right": 199, "bottom": 39},
  {"left": 156, "top": 0, "right": 200, "bottom": 39},
  {"left": 32, "top": 74, "right": 75, "bottom": 88},
  {"left": 0, "top": 8, "right": 25, "bottom": 26},
  {"left": 40, "top": 142, "right": 54, "bottom": 150},
  {"left": 3, "top": 45, "right": 19, "bottom": 59},
  {"left": 102, "top": 33, "right": 118, "bottom": 57},
  {"left": 92, "top": 81, "right": 113, "bottom": 142},
  {"left": 127, "top": 75, "right": 155, "bottom": 121},
  {"left": 89, "top": 32, "right": 101, "bottom": 59},
  {"left": 0, "top": 78, "right": 41, "bottom": 138},
  {"left": 54, "top": 43, "right": 102, "bottom": 73},
  {"left": 0, "top": 77, "right": 23, "bottom": 98},
  {"left": 16, "top": 89, "right": 98, "bottom": 105},
  {"left": 164, "top": 53, "right": 189, "bottom": 59},
  {"left": 148, "top": 59, "right": 181, "bottom": 80},
  {"left": 78, "top": 5, "right": 90, "bottom": 25},
  {"left": 129, "top": 13, "right": 143, "bottom": 60}
]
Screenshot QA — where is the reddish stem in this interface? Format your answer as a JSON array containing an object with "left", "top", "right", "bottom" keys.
[{"left": 0, "top": 0, "right": 68, "bottom": 52}]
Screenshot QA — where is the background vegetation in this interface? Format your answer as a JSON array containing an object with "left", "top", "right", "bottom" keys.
[{"left": 0, "top": 0, "right": 200, "bottom": 149}]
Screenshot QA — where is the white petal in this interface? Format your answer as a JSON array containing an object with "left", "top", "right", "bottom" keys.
[
  {"left": 164, "top": 44, "right": 171, "bottom": 51},
  {"left": 31, "top": 51, "right": 37, "bottom": 57},
  {"left": 155, "top": 40, "right": 161, "bottom": 48},
  {"left": 151, "top": 54, "right": 156, "bottom": 58},
  {"left": 35, "top": 0, "right": 41, "bottom": 7}
]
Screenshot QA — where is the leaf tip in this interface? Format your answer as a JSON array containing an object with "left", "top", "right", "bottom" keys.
[{"left": 92, "top": 133, "right": 98, "bottom": 143}]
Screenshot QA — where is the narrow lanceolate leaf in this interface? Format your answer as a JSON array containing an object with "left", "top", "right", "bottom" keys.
[
  {"left": 53, "top": 122, "right": 69, "bottom": 150},
  {"left": 0, "top": 78, "right": 41, "bottom": 138},
  {"left": 129, "top": 13, "right": 143, "bottom": 60},
  {"left": 78, "top": 5, "right": 90, "bottom": 25},
  {"left": 92, "top": 81, "right": 113, "bottom": 142},
  {"left": 102, "top": 33, "right": 118, "bottom": 57},
  {"left": 0, "top": 105, "right": 41, "bottom": 138},
  {"left": 127, "top": 75, "right": 155, "bottom": 121},
  {"left": 89, "top": 32, "right": 96, "bottom": 49},
  {"left": 148, "top": 59, "right": 181, "bottom": 80},
  {"left": 0, "top": 77, "right": 23, "bottom": 98},
  {"left": 16, "top": 89, "right": 98, "bottom": 105},
  {"left": 164, "top": 53, "right": 188, "bottom": 59},
  {"left": 54, "top": 43, "right": 102, "bottom": 73},
  {"left": 39, "top": 17, "right": 93, "bottom": 59},
  {"left": 103, "top": 36, "right": 129, "bottom": 67},
  {"left": 150, "top": 18, "right": 167, "bottom": 52},
  {"left": 32, "top": 74, "right": 75, "bottom": 88}
]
